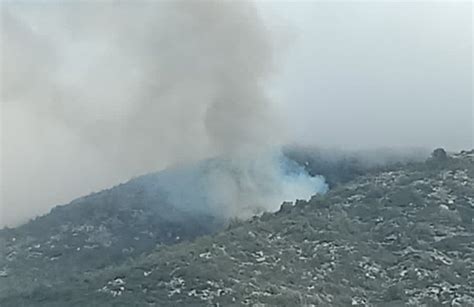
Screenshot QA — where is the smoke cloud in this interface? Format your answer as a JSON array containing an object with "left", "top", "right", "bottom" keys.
[
  {"left": 128, "top": 149, "right": 328, "bottom": 221},
  {"left": 0, "top": 1, "right": 306, "bottom": 227},
  {"left": 149, "top": 150, "right": 327, "bottom": 220},
  {"left": 4, "top": 1, "right": 466, "bottom": 227}
]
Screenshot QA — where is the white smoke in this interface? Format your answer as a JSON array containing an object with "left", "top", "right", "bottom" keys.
[
  {"left": 1, "top": 1, "right": 324, "bottom": 227},
  {"left": 149, "top": 149, "right": 327, "bottom": 219}
]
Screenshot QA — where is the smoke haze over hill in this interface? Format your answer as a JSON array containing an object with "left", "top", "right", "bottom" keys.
[
  {"left": 1, "top": 0, "right": 287, "bottom": 227},
  {"left": 1, "top": 1, "right": 472, "bottom": 227}
]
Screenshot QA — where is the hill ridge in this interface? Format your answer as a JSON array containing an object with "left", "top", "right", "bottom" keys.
[{"left": 2, "top": 150, "right": 473, "bottom": 306}]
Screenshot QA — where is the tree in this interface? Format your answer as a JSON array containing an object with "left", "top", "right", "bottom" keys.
[{"left": 431, "top": 148, "right": 448, "bottom": 161}]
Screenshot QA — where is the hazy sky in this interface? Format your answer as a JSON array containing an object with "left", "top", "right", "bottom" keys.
[
  {"left": 259, "top": 1, "right": 472, "bottom": 151},
  {"left": 1, "top": 0, "right": 472, "bottom": 227}
]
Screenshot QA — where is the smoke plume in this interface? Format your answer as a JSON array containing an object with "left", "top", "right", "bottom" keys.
[
  {"left": 148, "top": 150, "right": 327, "bottom": 220},
  {"left": 1, "top": 1, "right": 322, "bottom": 227}
]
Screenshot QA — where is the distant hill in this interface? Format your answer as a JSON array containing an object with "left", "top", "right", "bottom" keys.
[{"left": 3, "top": 148, "right": 465, "bottom": 306}]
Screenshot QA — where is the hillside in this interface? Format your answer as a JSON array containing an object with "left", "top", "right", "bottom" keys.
[
  {"left": 0, "top": 148, "right": 391, "bottom": 299},
  {"left": 0, "top": 171, "right": 224, "bottom": 299},
  {"left": 1, "top": 149, "right": 473, "bottom": 306},
  {"left": 0, "top": 149, "right": 367, "bottom": 301}
]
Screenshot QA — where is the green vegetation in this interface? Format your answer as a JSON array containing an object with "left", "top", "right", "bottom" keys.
[{"left": 1, "top": 149, "right": 473, "bottom": 306}]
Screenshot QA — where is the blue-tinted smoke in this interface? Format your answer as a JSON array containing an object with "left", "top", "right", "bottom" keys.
[{"left": 134, "top": 148, "right": 327, "bottom": 219}]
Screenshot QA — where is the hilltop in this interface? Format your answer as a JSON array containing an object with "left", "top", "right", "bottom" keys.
[
  {"left": 0, "top": 149, "right": 384, "bottom": 302},
  {"left": 1, "top": 149, "right": 473, "bottom": 306}
]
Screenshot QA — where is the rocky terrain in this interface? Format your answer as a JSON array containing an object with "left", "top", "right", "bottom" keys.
[
  {"left": 0, "top": 170, "right": 224, "bottom": 300},
  {"left": 0, "top": 148, "right": 386, "bottom": 301},
  {"left": 1, "top": 149, "right": 472, "bottom": 306}
]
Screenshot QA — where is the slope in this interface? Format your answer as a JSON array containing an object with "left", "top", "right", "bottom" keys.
[{"left": 3, "top": 150, "right": 473, "bottom": 306}]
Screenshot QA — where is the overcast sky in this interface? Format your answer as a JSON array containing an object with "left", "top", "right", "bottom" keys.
[{"left": 258, "top": 0, "right": 472, "bottom": 151}]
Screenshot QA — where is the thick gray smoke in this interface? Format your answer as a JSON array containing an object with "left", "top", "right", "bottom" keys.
[{"left": 1, "top": 1, "right": 324, "bottom": 227}]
